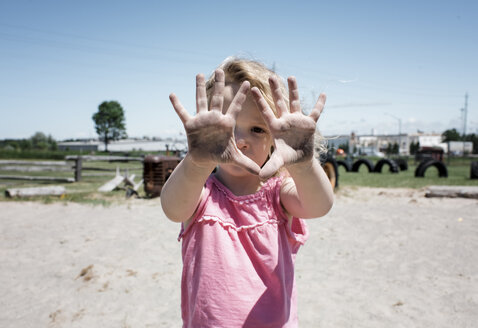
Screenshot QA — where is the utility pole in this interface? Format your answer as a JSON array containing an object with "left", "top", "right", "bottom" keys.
[
  {"left": 461, "top": 93, "right": 468, "bottom": 136},
  {"left": 461, "top": 93, "right": 469, "bottom": 156},
  {"left": 385, "top": 113, "right": 402, "bottom": 155}
]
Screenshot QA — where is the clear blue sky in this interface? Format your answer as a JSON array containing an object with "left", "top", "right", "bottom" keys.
[{"left": 1, "top": 0, "right": 477, "bottom": 140}]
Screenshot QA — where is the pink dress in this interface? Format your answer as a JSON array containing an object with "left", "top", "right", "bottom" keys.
[{"left": 178, "top": 174, "right": 309, "bottom": 327}]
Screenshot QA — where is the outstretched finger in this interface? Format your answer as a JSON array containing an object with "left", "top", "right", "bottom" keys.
[
  {"left": 251, "top": 87, "right": 276, "bottom": 127},
  {"left": 226, "top": 81, "right": 250, "bottom": 119},
  {"left": 310, "top": 93, "right": 327, "bottom": 122},
  {"left": 210, "top": 69, "right": 225, "bottom": 112},
  {"left": 269, "top": 76, "right": 288, "bottom": 117},
  {"left": 259, "top": 152, "right": 284, "bottom": 180},
  {"left": 169, "top": 93, "right": 190, "bottom": 124},
  {"left": 196, "top": 74, "right": 208, "bottom": 113},
  {"left": 288, "top": 76, "right": 301, "bottom": 114}
]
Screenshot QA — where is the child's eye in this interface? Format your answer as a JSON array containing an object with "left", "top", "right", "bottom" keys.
[{"left": 251, "top": 127, "right": 265, "bottom": 133}]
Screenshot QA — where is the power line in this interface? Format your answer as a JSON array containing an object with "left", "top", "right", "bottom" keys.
[{"left": 0, "top": 22, "right": 214, "bottom": 58}]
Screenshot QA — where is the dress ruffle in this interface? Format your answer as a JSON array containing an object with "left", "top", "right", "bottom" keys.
[
  {"left": 178, "top": 215, "right": 281, "bottom": 241},
  {"left": 178, "top": 174, "right": 308, "bottom": 246},
  {"left": 198, "top": 215, "right": 280, "bottom": 232}
]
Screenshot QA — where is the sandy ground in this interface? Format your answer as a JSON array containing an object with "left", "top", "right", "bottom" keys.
[{"left": 0, "top": 187, "right": 477, "bottom": 328}]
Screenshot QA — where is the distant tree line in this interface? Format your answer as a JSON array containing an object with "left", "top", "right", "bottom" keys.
[
  {"left": 442, "top": 128, "right": 478, "bottom": 154},
  {"left": 409, "top": 141, "right": 420, "bottom": 155},
  {"left": 330, "top": 128, "right": 477, "bottom": 156},
  {"left": 0, "top": 132, "right": 58, "bottom": 151},
  {"left": 386, "top": 143, "right": 399, "bottom": 155}
]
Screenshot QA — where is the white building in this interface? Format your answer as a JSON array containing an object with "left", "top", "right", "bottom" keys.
[
  {"left": 439, "top": 141, "right": 473, "bottom": 155},
  {"left": 58, "top": 139, "right": 187, "bottom": 153},
  {"left": 57, "top": 140, "right": 100, "bottom": 152},
  {"left": 324, "top": 132, "right": 445, "bottom": 156}
]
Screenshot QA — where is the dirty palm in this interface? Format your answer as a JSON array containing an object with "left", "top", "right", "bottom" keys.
[{"left": 169, "top": 69, "right": 327, "bottom": 179}]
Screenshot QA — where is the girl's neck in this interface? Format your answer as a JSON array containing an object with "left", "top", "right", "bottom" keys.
[{"left": 214, "top": 166, "right": 264, "bottom": 196}]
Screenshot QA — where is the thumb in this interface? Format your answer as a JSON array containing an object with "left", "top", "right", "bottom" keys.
[
  {"left": 259, "top": 152, "right": 284, "bottom": 180},
  {"left": 232, "top": 151, "right": 261, "bottom": 175}
]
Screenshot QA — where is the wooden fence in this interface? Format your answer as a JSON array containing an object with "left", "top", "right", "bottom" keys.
[{"left": 0, "top": 156, "right": 144, "bottom": 183}]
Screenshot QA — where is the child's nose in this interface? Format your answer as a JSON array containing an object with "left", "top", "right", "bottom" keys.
[{"left": 234, "top": 130, "right": 249, "bottom": 151}]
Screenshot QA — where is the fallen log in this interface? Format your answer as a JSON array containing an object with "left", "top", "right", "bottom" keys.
[
  {"left": 5, "top": 186, "right": 66, "bottom": 198},
  {"left": 425, "top": 186, "right": 478, "bottom": 199}
]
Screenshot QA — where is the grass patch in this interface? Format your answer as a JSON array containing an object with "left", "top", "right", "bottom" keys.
[
  {"left": 1, "top": 190, "right": 129, "bottom": 206},
  {"left": 1, "top": 155, "right": 476, "bottom": 204},
  {"left": 338, "top": 160, "right": 476, "bottom": 189},
  {"left": 0, "top": 158, "right": 146, "bottom": 205}
]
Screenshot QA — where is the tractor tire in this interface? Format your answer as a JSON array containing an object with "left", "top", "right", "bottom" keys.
[
  {"left": 395, "top": 158, "right": 408, "bottom": 171},
  {"left": 415, "top": 160, "right": 448, "bottom": 178},
  {"left": 351, "top": 158, "right": 375, "bottom": 173},
  {"left": 374, "top": 159, "right": 399, "bottom": 173},
  {"left": 337, "top": 160, "right": 352, "bottom": 172},
  {"left": 321, "top": 156, "right": 339, "bottom": 190},
  {"left": 471, "top": 161, "right": 478, "bottom": 179}
]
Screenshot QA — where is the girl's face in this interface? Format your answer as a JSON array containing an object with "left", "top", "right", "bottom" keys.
[{"left": 220, "top": 83, "right": 273, "bottom": 175}]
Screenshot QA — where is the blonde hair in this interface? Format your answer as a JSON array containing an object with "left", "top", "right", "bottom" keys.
[
  {"left": 206, "top": 57, "right": 287, "bottom": 118},
  {"left": 206, "top": 57, "right": 327, "bottom": 158}
]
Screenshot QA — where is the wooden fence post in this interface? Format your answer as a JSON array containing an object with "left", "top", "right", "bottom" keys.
[{"left": 75, "top": 157, "right": 82, "bottom": 182}]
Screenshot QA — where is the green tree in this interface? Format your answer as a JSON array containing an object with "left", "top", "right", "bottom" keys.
[
  {"left": 30, "top": 132, "right": 51, "bottom": 150},
  {"left": 30, "top": 132, "right": 47, "bottom": 149},
  {"left": 386, "top": 142, "right": 399, "bottom": 155},
  {"left": 21, "top": 132, "right": 58, "bottom": 151},
  {"left": 391, "top": 142, "right": 399, "bottom": 154},
  {"left": 409, "top": 141, "right": 420, "bottom": 155},
  {"left": 92, "top": 101, "right": 127, "bottom": 152},
  {"left": 46, "top": 134, "right": 58, "bottom": 150},
  {"left": 442, "top": 128, "right": 461, "bottom": 142},
  {"left": 464, "top": 133, "right": 478, "bottom": 154},
  {"left": 19, "top": 139, "right": 32, "bottom": 150}
]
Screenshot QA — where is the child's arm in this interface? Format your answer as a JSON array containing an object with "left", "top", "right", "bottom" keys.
[
  {"left": 251, "top": 76, "right": 334, "bottom": 219},
  {"left": 160, "top": 154, "right": 215, "bottom": 223},
  {"left": 161, "top": 70, "right": 260, "bottom": 223},
  {"left": 280, "top": 158, "right": 334, "bottom": 218}
]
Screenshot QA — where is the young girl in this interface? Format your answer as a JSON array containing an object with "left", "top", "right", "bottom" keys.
[{"left": 161, "top": 58, "right": 334, "bottom": 327}]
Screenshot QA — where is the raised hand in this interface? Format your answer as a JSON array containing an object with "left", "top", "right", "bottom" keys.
[
  {"left": 251, "top": 76, "right": 326, "bottom": 179},
  {"left": 169, "top": 69, "right": 261, "bottom": 175}
]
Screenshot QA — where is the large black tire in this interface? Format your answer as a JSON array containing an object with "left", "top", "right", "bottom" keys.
[
  {"left": 415, "top": 160, "right": 448, "bottom": 178},
  {"left": 322, "top": 157, "right": 339, "bottom": 190},
  {"left": 351, "top": 158, "right": 375, "bottom": 172},
  {"left": 374, "top": 159, "right": 399, "bottom": 173},
  {"left": 337, "top": 160, "right": 352, "bottom": 172},
  {"left": 471, "top": 161, "right": 478, "bottom": 179},
  {"left": 395, "top": 158, "right": 408, "bottom": 171}
]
